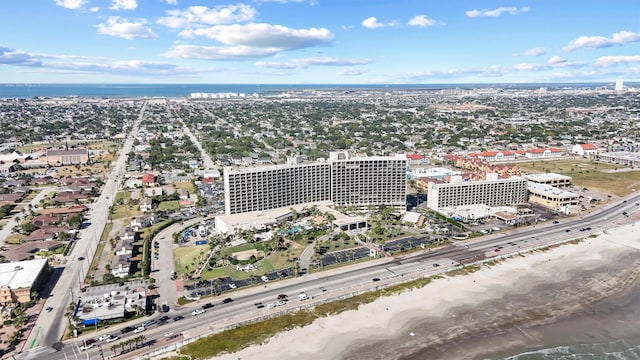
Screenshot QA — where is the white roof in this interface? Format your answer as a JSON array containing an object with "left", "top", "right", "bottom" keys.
[
  {"left": 527, "top": 182, "right": 579, "bottom": 199},
  {"left": 0, "top": 259, "right": 48, "bottom": 289},
  {"left": 523, "top": 172, "right": 571, "bottom": 182},
  {"left": 401, "top": 211, "right": 422, "bottom": 223}
]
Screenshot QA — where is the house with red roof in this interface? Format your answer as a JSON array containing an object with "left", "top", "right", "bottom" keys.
[
  {"left": 571, "top": 143, "right": 599, "bottom": 156},
  {"left": 142, "top": 173, "right": 156, "bottom": 186}
]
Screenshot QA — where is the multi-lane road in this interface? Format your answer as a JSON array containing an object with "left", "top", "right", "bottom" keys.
[
  {"left": 21, "top": 102, "right": 146, "bottom": 352},
  {"left": 19, "top": 189, "right": 640, "bottom": 360}
]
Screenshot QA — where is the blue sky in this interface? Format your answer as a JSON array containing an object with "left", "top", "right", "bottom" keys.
[{"left": 0, "top": 0, "right": 638, "bottom": 84}]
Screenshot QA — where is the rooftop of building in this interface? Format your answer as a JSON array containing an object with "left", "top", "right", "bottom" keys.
[
  {"left": 523, "top": 172, "right": 572, "bottom": 181},
  {"left": 0, "top": 259, "right": 48, "bottom": 289},
  {"left": 527, "top": 182, "right": 579, "bottom": 198},
  {"left": 600, "top": 151, "right": 640, "bottom": 161}
]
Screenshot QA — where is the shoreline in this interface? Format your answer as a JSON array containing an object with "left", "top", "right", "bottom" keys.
[{"left": 210, "top": 222, "right": 640, "bottom": 360}]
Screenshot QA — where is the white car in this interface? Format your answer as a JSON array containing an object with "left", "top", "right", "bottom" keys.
[
  {"left": 105, "top": 336, "right": 119, "bottom": 343},
  {"left": 98, "top": 334, "right": 112, "bottom": 342},
  {"left": 192, "top": 309, "right": 205, "bottom": 316},
  {"left": 79, "top": 343, "right": 94, "bottom": 351},
  {"left": 133, "top": 326, "right": 146, "bottom": 333},
  {"left": 229, "top": 283, "right": 237, "bottom": 289}
]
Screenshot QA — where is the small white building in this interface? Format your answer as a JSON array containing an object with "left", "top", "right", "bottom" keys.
[{"left": 571, "top": 143, "right": 599, "bottom": 156}]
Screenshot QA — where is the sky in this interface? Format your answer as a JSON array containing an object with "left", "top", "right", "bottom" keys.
[{"left": 0, "top": 0, "right": 638, "bottom": 84}]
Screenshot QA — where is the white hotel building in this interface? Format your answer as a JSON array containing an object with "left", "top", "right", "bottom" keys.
[
  {"left": 224, "top": 151, "right": 407, "bottom": 215},
  {"left": 426, "top": 174, "right": 528, "bottom": 210}
]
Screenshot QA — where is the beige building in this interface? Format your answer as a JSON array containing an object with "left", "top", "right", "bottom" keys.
[
  {"left": 523, "top": 173, "right": 572, "bottom": 187},
  {"left": 0, "top": 259, "right": 50, "bottom": 306},
  {"left": 46, "top": 148, "right": 89, "bottom": 166},
  {"left": 527, "top": 182, "right": 579, "bottom": 210},
  {"left": 427, "top": 176, "right": 528, "bottom": 210}
]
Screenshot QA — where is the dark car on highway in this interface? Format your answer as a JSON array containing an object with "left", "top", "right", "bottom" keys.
[
  {"left": 202, "top": 303, "right": 214, "bottom": 309},
  {"left": 121, "top": 326, "right": 135, "bottom": 334},
  {"left": 222, "top": 298, "right": 234, "bottom": 304},
  {"left": 372, "top": 278, "right": 381, "bottom": 282},
  {"left": 173, "top": 315, "right": 184, "bottom": 321}
]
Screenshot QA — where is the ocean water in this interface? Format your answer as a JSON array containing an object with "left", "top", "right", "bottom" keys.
[
  {"left": 338, "top": 250, "right": 640, "bottom": 360},
  {"left": 490, "top": 273, "right": 640, "bottom": 360},
  {"left": 0, "top": 82, "right": 625, "bottom": 99}
]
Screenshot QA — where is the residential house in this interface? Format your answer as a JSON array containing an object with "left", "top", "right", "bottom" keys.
[
  {"left": 111, "top": 255, "right": 131, "bottom": 278},
  {"left": 141, "top": 173, "right": 156, "bottom": 186},
  {"left": 130, "top": 215, "right": 156, "bottom": 231},
  {"left": 139, "top": 197, "right": 154, "bottom": 212}
]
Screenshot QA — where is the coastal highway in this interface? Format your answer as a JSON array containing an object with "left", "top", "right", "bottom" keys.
[{"left": 19, "top": 192, "right": 640, "bottom": 359}]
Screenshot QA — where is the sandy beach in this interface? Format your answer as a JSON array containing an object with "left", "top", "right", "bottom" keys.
[{"left": 212, "top": 221, "right": 640, "bottom": 360}]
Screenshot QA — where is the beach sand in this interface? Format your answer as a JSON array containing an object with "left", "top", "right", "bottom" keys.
[{"left": 212, "top": 222, "right": 640, "bottom": 360}]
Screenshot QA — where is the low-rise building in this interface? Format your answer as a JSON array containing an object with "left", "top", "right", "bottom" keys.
[
  {"left": 0, "top": 259, "right": 50, "bottom": 306},
  {"left": 523, "top": 173, "right": 572, "bottom": 187},
  {"left": 45, "top": 148, "right": 89, "bottom": 166},
  {"left": 527, "top": 182, "right": 579, "bottom": 210}
]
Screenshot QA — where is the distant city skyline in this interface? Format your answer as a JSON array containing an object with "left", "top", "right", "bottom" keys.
[{"left": 0, "top": 0, "right": 638, "bottom": 84}]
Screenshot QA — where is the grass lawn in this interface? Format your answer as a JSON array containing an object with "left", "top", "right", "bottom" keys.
[
  {"left": 158, "top": 200, "right": 180, "bottom": 211},
  {"left": 139, "top": 219, "right": 173, "bottom": 240},
  {"left": 192, "top": 242, "right": 304, "bottom": 281},
  {"left": 519, "top": 159, "right": 640, "bottom": 196},
  {"left": 174, "top": 245, "right": 210, "bottom": 274},
  {"left": 173, "top": 181, "right": 196, "bottom": 192},
  {"left": 4, "top": 234, "right": 23, "bottom": 244},
  {"left": 114, "top": 191, "right": 130, "bottom": 203},
  {"left": 111, "top": 204, "right": 143, "bottom": 220}
]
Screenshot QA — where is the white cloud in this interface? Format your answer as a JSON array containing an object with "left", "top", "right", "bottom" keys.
[
  {"left": 157, "top": 4, "right": 257, "bottom": 29},
  {"left": 110, "top": 0, "right": 138, "bottom": 11},
  {"left": 548, "top": 56, "right": 566, "bottom": 64},
  {"left": 0, "top": 46, "right": 213, "bottom": 77},
  {"left": 96, "top": 17, "right": 158, "bottom": 40},
  {"left": 164, "top": 45, "right": 279, "bottom": 60},
  {"left": 256, "top": 57, "right": 372, "bottom": 68},
  {"left": 254, "top": 61, "right": 299, "bottom": 69},
  {"left": 408, "top": 15, "right": 436, "bottom": 28},
  {"left": 180, "top": 23, "right": 333, "bottom": 50},
  {"left": 337, "top": 69, "right": 367, "bottom": 76},
  {"left": 164, "top": 0, "right": 178, "bottom": 4},
  {"left": 513, "top": 63, "right": 541, "bottom": 71},
  {"left": 595, "top": 55, "right": 640, "bottom": 67},
  {"left": 466, "top": 6, "right": 530, "bottom": 18},
  {"left": 362, "top": 17, "right": 386, "bottom": 29},
  {"left": 0, "top": 46, "right": 43, "bottom": 66},
  {"left": 521, "top": 47, "right": 546, "bottom": 57},
  {"left": 296, "top": 57, "right": 372, "bottom": 66},
  {"left": 514, "top": 58, "right": 585, "bottom": 71},
  {"left": 54, "top": 0, "right": 88, "bottom": 10},
  {"left": 563, "top": 30, "right": 640, "bottom": 51}
]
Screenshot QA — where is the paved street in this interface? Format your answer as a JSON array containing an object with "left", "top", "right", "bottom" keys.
[{"left": 22, "top": 102, "right": 146, "bottom": 351}]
